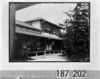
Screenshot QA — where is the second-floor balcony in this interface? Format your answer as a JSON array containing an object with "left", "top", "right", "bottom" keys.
[
  {"left": 15, "top": 20, "right": 63, "bottom": 40},
  {"left": 42, "top": 32, "right": 60, "bottom": 39}
]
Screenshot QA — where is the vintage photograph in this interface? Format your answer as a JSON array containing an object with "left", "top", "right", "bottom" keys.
[{"left": 9, "top": 2, "right": 90, "bottom": 62}]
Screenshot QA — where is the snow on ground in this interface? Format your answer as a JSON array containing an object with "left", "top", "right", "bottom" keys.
[{"left": 27, "top": 53, "right": 67, "bottom": 61}]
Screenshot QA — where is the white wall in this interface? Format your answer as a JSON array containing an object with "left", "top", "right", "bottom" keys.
[{"left": 32, "top": 21, "right": 41, "bottom": 30}]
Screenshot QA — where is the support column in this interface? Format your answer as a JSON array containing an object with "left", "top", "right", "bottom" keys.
[{"left": 9, "top": 3, "right": 16, "bottom": 61}]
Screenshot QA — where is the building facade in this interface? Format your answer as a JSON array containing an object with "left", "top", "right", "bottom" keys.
[{"left": 13, "top": 19, "right": 64, "bottom": 60}]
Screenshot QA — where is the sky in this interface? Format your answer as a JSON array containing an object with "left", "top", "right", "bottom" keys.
[{"left": 16, "top": 3, "right": 76, "bottom": 26}]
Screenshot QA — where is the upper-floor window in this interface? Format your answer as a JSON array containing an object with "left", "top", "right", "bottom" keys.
[
  {"left": 42, "top": 22, "right": 53, "bottom": 34},
  {"left": 52, "top": 27, "right": 60, "bottom": 36}
]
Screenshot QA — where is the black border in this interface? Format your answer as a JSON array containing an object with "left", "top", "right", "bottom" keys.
[{"left": 9, "top": 2, "right": 90, "bottom": 62}]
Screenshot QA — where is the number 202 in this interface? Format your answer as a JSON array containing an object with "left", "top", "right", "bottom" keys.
[{"left": 73, "top": 70, "right": 86, "bottom": 78}]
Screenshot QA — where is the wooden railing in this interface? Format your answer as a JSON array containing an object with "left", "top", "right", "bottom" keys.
[{"left": 28, "top": 50, "right": 63, "bottom": 56}]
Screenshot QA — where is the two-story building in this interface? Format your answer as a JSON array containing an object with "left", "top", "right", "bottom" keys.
[{"left": 14, "top": 18, "right": 64, "bottom": 59}]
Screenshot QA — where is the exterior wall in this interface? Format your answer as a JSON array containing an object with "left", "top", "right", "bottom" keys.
[{"left": 31, "top": 21, "right": 41, "bottom": 30}]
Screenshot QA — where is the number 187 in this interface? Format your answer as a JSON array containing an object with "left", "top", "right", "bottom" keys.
[{"left": 56, "top": 70, "right": 69, "bottom": 78}]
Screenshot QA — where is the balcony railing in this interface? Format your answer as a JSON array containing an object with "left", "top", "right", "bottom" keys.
[{"left": 28, "top": 50, "right": 63, "bottom": 56}]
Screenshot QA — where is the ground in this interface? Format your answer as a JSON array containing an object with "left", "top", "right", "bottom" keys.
[{"left": 27, "top": 53, "right": 67, "bottom": 61}]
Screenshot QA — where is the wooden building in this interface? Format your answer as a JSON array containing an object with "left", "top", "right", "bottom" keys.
[{"left": 13, "top": 18, "right": 64, "bottom": 60}]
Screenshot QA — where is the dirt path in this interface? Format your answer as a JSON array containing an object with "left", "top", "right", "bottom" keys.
[{"left": 27, "top": 53, "right": 67, "bottom": 61}]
